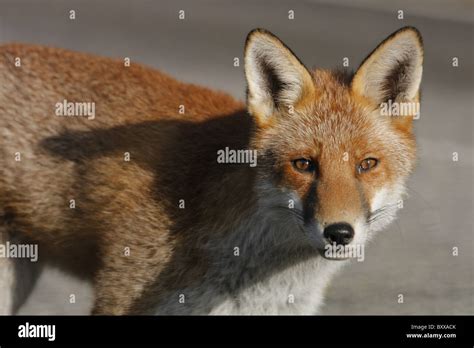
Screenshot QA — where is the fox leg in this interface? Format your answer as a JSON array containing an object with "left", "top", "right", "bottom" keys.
[
  {"left": 91, "top": 261, "right": 144, "bottom": 315},
  {"left": 91, "top": 258, "right": 161, "bottom": 315},
  {"left": 0, "top": 226, "right": 42, "bottom": 314},
  {"left": 91, "top": 238, "right": 170, "bottom": 315}
]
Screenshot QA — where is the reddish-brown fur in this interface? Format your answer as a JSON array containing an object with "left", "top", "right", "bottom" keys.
[{"left": 0, "top": 27, "right": 421, "bottom": 314}]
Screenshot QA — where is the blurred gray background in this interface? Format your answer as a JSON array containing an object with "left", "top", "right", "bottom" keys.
[{"left": 0, "top": 0, "right": 472, "bottom": 315}]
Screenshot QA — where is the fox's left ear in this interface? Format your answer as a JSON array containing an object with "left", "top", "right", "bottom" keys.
[{"left": 352, "top": 27, "right": 423, "bottom": 107}]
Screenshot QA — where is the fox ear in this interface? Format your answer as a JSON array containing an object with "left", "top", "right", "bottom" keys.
[
  {"left": 352, "top": 27, "right": 423, "bottom": 106},
  {"left": 244, "top": 29, "right": 315, "bottom": 124}
]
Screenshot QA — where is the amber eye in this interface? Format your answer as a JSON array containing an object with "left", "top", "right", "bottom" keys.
[
  {"left": 292, "top": 158, "right": 315, "bottom": 173},
  {"left": 358, "top": 158, "right": 378, "bottom": 173}
]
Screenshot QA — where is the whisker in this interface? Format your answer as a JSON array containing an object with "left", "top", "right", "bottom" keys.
[{"left": 367, "top": 202, "right": 400, "bottom": 224}]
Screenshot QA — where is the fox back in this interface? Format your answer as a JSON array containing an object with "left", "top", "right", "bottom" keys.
[{"left": 0, "top": 27, "right": 422, "bottom": 315}]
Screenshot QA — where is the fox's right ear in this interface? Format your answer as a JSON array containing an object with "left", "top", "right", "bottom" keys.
[{"left": 244, "top": 29, "right": 315, "bottom": 125}]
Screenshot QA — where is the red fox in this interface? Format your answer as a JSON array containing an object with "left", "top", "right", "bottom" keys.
[{"left": 0, "top": 27, "right": 423, "bottom": 315}]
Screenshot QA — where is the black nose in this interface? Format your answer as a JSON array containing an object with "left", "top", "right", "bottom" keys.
[{"left": 323, "top": 223, "right": 354, "bottom": 245}]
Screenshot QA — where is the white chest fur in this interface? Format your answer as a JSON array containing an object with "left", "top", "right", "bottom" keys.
[{"left": 208, "top": 256, "right": 346, "bottom": 315}]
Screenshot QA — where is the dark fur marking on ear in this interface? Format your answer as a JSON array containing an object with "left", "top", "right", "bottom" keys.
[
  {"left": 382, "top": 58, "right": 411, "bottom": 102},
  {"left": 259, "top": 59, "right": 288, "bottom": 107}
]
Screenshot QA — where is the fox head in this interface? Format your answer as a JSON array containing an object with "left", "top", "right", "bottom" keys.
[{"left": 244, "top": 27, "right": 423, "bottom": 258}]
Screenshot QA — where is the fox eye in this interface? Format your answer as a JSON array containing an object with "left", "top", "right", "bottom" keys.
[
  {"left": 358, "top": 158, "right": 378, "bottom": 173},
  {"left": 292, "top": 158, "right": 315, "bottom": 173}
]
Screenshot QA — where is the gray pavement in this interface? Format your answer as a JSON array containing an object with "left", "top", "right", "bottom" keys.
[{"left": 0, "top": 0, "right": 472, "bottom": 315}]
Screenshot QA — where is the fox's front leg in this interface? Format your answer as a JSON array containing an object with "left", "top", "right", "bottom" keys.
[
  {"left": 91, "top": 230, "right": 173, "bottom": 315},
  {"left": 0, "top": 226, "right": 43, "bottom": 314}
]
